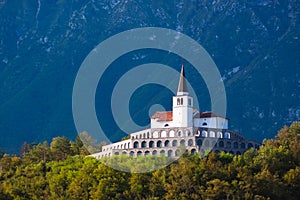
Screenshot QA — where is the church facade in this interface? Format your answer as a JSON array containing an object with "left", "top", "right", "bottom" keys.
[{"left": 91, "top": 65, "right": 260, "bottom": 159}]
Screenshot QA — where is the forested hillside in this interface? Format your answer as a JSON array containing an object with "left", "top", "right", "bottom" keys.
[{"left": 0, "top": 122, "right": 299, "bottom": 200}]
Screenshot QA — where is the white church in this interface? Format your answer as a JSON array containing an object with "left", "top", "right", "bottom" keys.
[{"left": 91, "top": 65, "right": 260, "bottom": 158}]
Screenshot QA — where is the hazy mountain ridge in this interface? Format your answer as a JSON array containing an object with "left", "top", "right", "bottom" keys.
[{"left": 0, "top": 0, "right": 299, "bottom": 153}]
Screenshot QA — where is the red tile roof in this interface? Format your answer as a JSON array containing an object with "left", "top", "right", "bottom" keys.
[
  {"left": 151, "top": 111, "right": 228, "bottom": 121},
  {"left": 151, "top": 111, "right": 173, "bottom": 121}
]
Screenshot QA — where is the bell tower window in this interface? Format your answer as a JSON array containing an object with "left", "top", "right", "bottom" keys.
[{"left": 181, "top": 98, "right": 183, "bottom": 105}]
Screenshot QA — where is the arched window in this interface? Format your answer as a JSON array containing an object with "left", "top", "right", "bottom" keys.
[
  {"left": 160, "top": 150, "right": 165, "bottom": 155},
  {"left": 233, "top": 142, "right": 238, "bottom": 149},
  {"left": 186, "top": 130, "right": 191, "bottom": 136},
  {"left": 247, "top": 143, "right": 253, "bottom": 149},
  {"left": 152, "top": 150, "right": 157, "bottom": 155},
  {"left": 133, "top": 141, "right": 139, "bottom": 148},
  {"left": 217, "top": 132, "right": 223, "bottom": 138},
  {"left": 147, "top": 132, "right": 150, "bottom": 138},
  {"left": 157, "top": 140, "right": 162, "bottom": 148},
  {"left": 165, "top": 140, "right": 170, "bottom": 147},
  {"left": 169, "top": 130, "right": 175, "bottom": 137},
  {"left": 219, "top": 141, "right": 224, "bottom": 147},
  {"left": 240, "top": 143, "right": 245, "bottom": 149},
  {"left": 114, "top": 152, "right": 119, "bottom": 155},
  {"left": 143, "top": 133, "right": 146, "bottom": 138},
  {"left": 177, "top": 130, "right": 182, "bottom": 137},
  {"left": 191, "top": 149, "right": 196, "bottom": 155},
  {"left": 161, "top": 131, "right": 167, "bottom": 137},
  {"left": 122, "top": 151, "right": 127, "bottom": 154},
  {"left": 224, "top": 132, "right": 230, "bottom": 139},
  {"left": 209, "top": 131, "right": 215, "bottom": 138},
  {"left": 137, "top": 151, "right": 142, "bottom": 156},
  {"left": 167, "top": 150, "right": 172, "bottom": 157},
  {"left": 196, "top": 139, "right": 202, "bottom": 146},
  {"left": 141, "top": 141, "right": 146, "bottom": 148},
  {"left": 164, "top": 124, "right": 169, "bottom": 127},
  {"left": 202, "top": 122, "right": 207, "bottom": 126},
  {"left": 153, "top": 131, "right": 159, "bottom": 138},
  {"left": 172, "top": 140, "right": 178, "bottom": 147},
  {"left": 226, "top": 141, "right": 231, "bottom": 148},
  {"left": 145, "top": 151, "right": 150, "bottom": 156},
  {"left": 180, "top": 139, "right": 186, "bottom": 146},
  {"left": 177, "top": 98, "right": 180, "bottom": 105},
  {"left": 149, "top": 141, "right": 154, "bottom": 148},
  {"left": 175, "top": 149, "right": 180, "bottom": 156},
  {"left": 201, "top": 130, "right": 208, "bottom": 137},
  {"left": 188, "top": 139, "right": 193, "bottom": 146}
]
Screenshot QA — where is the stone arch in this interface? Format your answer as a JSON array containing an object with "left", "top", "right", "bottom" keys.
[
  {"left": 217, "top": 131, "right": 223, "bottom": 138},
  {"left": 152, "top": 150, "right": 157, "bottom": 155},
  {"left": 157, "top": 140, "right": 162, "bottom": 148},
  {"left": 226, "top": 141, "right": 231, "bottom": 148},
  {"left": 153, "top": 131, "right": 159, "bottom": 138},
  {"left": 141, "top": 141, "right": 147, "bottom": 148},
  {"left": 233, "top": 142, "right": 238, "bottom": 149},
  {"left": 137, "top": 151, "right": 142, "bottom": 156},
  {"left": 172, "top": 140, "right": 178, "bottom": 147},
  {"left": 209, "top": 131, "right": 215, "bottom": 138},
  {"left": 169, "top": 130, "right": 175, "bottom": 137},
  {"left": 219, "top": 141, "right": 224, "bottom": 147},
  {"left": 191, "top": 148, "right": 196, "bottom": 154},
  {"left": 145, "top": 150, "right": 150, "bottom": 156},
  {"left": 160, "top": 150, "right": 165, "bottom": 155},
  {"left": 185, "top": 129, "right": 191, "bottom": 136},
  {"left": 180, "top": 139, "right": 186, "bottom": 146},
  {"left": 114, "top": 152, "right": 119, "bottom": 155},
  {"left": 196, "top": 139, "right": 202, "bottom": 146},
  {"left": 167, "top": 150, "right": 173, "bottom": 157},
  {"left": 149, "top": 141, "right": 154, "bottom": 148},
  {"left": 133, "top": 141, "right": 139, "bottom": 148},
  {"left": 201, "top": 130, "right": 208, "bottom": 137},
  {"left": 130, "top": 151, "right": 134, "bottom": 156},
  {"left": 240, "top": 142, "right": 245, "bottom": 149},
  {"left": 122, "top": 151, "right": 127, "bottom": 154},
  {"left": 175, "top": 149, "right": 180, "bottom": 156},
  {"left": 224, "top": 132, "right": 230, "bottom": 139},
  {"left": 188, "top": 139, "right": 193, "bottom": 146},
  {"left": 247, "top": 143, "right": 253, "bottom": 149},
  {"left": 165, "top": 140, "right": 170, "bottom": 147},
  {"left": 161, "top": 130, "right": 167, "bottom": 137},
  {"left": 177, "top": 130, "right": 183, "bottom": 137}
]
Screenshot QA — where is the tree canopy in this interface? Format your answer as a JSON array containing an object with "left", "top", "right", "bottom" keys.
[{"left": 0, "top": 122, "right": 299, "bottom": 199}]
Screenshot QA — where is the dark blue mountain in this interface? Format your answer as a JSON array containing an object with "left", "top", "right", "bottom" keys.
[{"left": 0, "top": 0, "right": 299, "bottom": 154}]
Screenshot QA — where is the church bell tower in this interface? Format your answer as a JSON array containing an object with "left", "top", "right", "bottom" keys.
[{"left": 172, "top": 64, "right": 193, "bottom": 127}]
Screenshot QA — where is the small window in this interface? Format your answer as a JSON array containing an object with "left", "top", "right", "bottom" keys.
[
  {"left": 177, "top": 98, "right": 180, "bottom": 105},
  {"left": 181, "top": 98, "right": 183, "bottom": 105},
  {"left": 188, "top": 98, "right": 191, "bottom": 106},
  {"left": 202, "top": 122, "right": 207, "bottom": 126}
]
